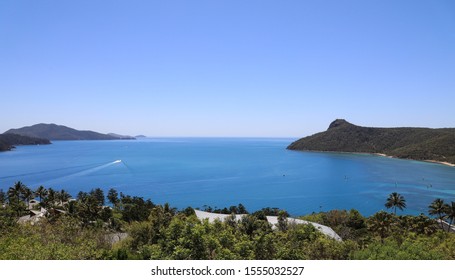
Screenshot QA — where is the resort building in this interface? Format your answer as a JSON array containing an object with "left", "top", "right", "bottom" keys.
[{"left": 194, "top": 210, "right": 342, "bottom": 241}]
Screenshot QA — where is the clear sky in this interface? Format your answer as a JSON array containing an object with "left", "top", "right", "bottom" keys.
[{"left": 1, "top": 0, "right": 454, "bottom": 137}]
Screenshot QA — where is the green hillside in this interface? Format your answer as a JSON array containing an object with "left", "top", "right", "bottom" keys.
[
  {"left": 5, "top": 123, "right": 134, "bottom": 141},
  {"left": 287, "top": 119, "right": 455, "bottom": 164},
  {"left": 0, "top": 133, "right": 51, "bottom": 151}
]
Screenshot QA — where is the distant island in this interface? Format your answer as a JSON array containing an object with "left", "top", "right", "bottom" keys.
[
  {"left": 287, "top": 119, "right": 455, "bottom": 165},
  {"left": 4, "top": 123, "right": 135, "bottom": 141},
  {"left": 0, "top": 133, "right": 51, "bottom": 151}
]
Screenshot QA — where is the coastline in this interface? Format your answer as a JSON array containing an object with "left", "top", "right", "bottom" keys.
[
  {"left": 373, "top": 153, "right": 455, "bottom": 167},
  {"left": 289, "top": 149, "right": 455, "bottom": 167},
  {"left": 423, "top": 160, "right": 455, "bottom": 167}
]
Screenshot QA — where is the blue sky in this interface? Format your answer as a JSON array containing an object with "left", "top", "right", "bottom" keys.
[{"left": 1, "top": 0, "right": 454, "bottom": 137}]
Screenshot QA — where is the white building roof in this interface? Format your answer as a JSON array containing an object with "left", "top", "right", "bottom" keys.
[{"left": 194, "top": 210, "right": 342, "bottom": 241}]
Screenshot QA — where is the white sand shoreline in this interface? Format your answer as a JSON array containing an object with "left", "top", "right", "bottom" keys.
[
  {"left": 373, "top": 153, "right": 455, "bottom": 167},
  {"left": 292, "top": 150, "right": 454, "bottom": 167}
]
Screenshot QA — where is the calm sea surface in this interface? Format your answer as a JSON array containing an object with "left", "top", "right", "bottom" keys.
[{"left": 1, "top": 138, "right": 454, "bottom": 216}]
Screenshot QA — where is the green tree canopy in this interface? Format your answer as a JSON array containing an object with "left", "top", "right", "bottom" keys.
[
  {"left": 385, "top": 192, "right": 406, "bottom": 214},
  {"left": 444, "top": 201, "right": 455, "bottom": 232},
  {"left": 35, "top": 186, "right": 48, "bottom": 204},
  {"left": 428, "top": 198, "right": 449, "bottom": 229},
  {"left": 107, "top": 188, "right": 119, "bottom": 206}
]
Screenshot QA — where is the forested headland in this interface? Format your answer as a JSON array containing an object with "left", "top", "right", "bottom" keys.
[
  {"left": 288, "top": 119, "right": 455, "bottom": 164},
  {"left": 0, "top": 134, "right": 51, "bottom": 152},
  {"left": 1, "top": 182, "right": 455, "bottom": 260},
  {"left": 5, "top": 123, "right": 135, "bottom": 140}
]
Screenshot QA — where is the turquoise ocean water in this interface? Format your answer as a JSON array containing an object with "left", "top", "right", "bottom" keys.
[{"left": 1, "top": 138, "right": 454, "bottom": 216}]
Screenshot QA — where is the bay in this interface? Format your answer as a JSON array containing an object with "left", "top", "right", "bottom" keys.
[{"left": 1, "top": 138, "right": 454, "bottom": 216}]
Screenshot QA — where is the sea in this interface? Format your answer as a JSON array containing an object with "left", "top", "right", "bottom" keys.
[{"left": 1, "top": 138, "right": 454, "bottom": 217}]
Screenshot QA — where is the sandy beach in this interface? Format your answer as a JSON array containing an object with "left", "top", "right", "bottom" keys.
[
  {"left": 373, "top": 153, "right": 455, "bottom": 167},
  {"left": 424, "top": 160, "right": 455, "bottom": 167}
]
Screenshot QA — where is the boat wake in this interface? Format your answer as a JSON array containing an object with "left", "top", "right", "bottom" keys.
[{"left": 40, "top": 160, "right": 126, "bottom": 186}]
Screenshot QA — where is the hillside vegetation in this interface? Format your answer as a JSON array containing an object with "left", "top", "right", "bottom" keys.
[
  {"left": 0, "top": 133, "right": 51, "bottom": 151},
  {"left": 287, "top": 119, "right": 455, "bottom": 164},
  {"left": 5, "top": 123, "right": 134, "bottom": 141},
  {"left": 1, "top": 182, "right": 455, "bottom": 260}
]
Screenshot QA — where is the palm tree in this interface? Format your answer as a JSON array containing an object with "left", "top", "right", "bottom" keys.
[
  {"left": 7, "top": 181, "right": 26, "bottom": 216},
  {"left": 428, "top": 198, "right": 448, "bottom": 230},
  {"left": 22, "top": 186, "right": 35, "bottom": 209},
  {"left": 35, "top": 185, "right": 48, "bottom": 204},
  {"left": 107, "top": 188, "right": 119, "bottom": 207},
  {"left": 277, "top": 210, "right": 289, "bottom": 232},
  {"left": 8, "top": 181, "right": 25, "bottom": 205},
  {"left": 385, "top": 192, "right": 406, "bottom": 214},
  {"left": 444, "top": 201, "right": 455, "bottom": 232},
  {"left": 58, "top": 189, "right": 71, "bottom": 209},
  {"left": 90, "top": 188, "right": 105, "bottom": 206},
  {"left": 368, "top": 211, "right": 395, "bottom": 242},
  {"left": 0, "top": 189, "right": 5, "bottom": 204},
  {"left": 45, "top": 188, "right": 57, "bottom": 208},
  {"left": 411, "top": 214, "right": 437, "bottom": 235}
]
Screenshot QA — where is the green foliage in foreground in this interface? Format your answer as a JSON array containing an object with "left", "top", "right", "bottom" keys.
[
  {"left": 113, "top": 210, "right": 355, "bottom": 260},
  {"left": 351, "top": 232, "right": 455, "bottom": 260},
  {"left": 1, "top": 204, "right": 455, "bottom": 260},
  {"left": 1, "top": 184, "right": 455, "bottom": 260},
  {"left": 0, "top": 216, "right": 110, "bottom": 260}
]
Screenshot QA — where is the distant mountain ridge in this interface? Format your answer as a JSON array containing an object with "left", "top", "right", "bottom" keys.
[
  {"left": 287, "top": 119, "right": 455, "bottom": 164},
  {"left": 5, "top": 124, "right": 135, "bottom": 141},
  {"left": 0, "top": 133, "right": 51, "bottom": 151}
]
